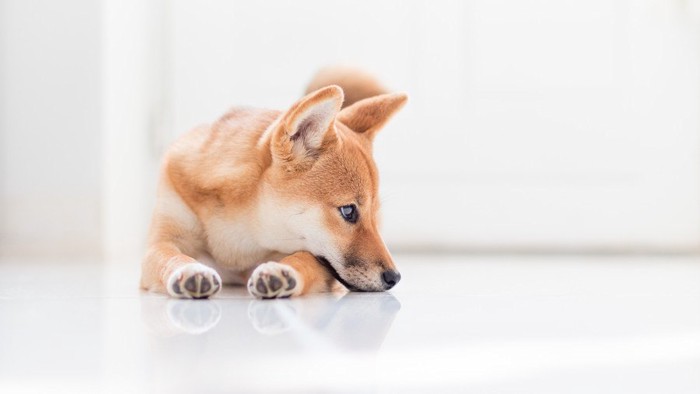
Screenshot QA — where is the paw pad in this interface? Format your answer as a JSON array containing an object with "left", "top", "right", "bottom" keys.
[
  {"left": 248, "top": 262, "right": 301, "bottom": 299},
  {"left": 168, "top": 263, "right": 222, "bottom": 299}
]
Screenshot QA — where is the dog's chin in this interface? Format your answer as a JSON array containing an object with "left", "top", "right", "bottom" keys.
[{"left": 315, "top": 256, "right": 366, "bottom": 292}]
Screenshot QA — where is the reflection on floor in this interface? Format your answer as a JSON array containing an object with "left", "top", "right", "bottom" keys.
[{"left": 1, "top": 254, "right": 699, "bottom": 393}]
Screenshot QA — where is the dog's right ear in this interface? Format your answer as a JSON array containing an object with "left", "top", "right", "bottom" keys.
[{"left": 271, "top": 86, "right": 344, "bottom": 169}]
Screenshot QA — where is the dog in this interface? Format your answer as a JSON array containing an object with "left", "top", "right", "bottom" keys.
[{"left": 140, "top": 66, "right": 407, "bottom": 299}]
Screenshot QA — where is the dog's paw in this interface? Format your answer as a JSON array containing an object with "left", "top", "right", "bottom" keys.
[
  {"left": 167, "top": 263, "right": 221, "bottom": 299},
  {"left": 247, "top": 262, "right": 302, "bottom": 299}
]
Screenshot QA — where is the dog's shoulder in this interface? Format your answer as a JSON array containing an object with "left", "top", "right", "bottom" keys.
[{"left": 162, "top": 106, "right": 281, "bottom": 208}]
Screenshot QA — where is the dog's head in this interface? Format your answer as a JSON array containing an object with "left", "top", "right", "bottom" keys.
[{"left": 263, "top": 86, "right": 407, "bottom": 291}]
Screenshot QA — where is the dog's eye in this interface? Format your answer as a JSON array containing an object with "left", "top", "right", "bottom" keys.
[{"left": 338, "top": 204, "right": 358, "bottom": 223}]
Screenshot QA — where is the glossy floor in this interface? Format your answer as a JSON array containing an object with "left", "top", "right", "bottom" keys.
[{"left": 1, "top": 254, "right": 699, "bottom": 393}]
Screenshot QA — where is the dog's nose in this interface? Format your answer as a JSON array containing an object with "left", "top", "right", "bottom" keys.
[{"left": 381, "top": 270, "right": 401, "bottom": 290}]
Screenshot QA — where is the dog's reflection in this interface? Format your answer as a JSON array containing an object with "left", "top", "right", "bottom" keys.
[
  {"left": 247, "top": 292, "right": 401, "bottom": 351},
  {"left": 140, "top": 297, "right": 223, "bottom": 337},
  {"left": 167, "top": 298, "right": 222, "bottom": 334},
  {"left": 141, "top": 291, "right": 401, "bottom": 351}
]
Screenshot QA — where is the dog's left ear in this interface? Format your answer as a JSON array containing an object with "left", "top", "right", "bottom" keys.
[
  {"left": 272, "top": 85, "right": 344, "bottom": 167},
  {"left": 336, "top": 92, "right": 408, "bottom": 141}
]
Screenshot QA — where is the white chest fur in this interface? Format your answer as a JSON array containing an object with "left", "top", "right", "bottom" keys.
[
  {"left": 254, "top": 187, "right": 342, "bottom": 264},
  {"left": 202, "top": 185, "right": 340, "bottom": 271},
  {"left": 205, "top": 216, "right": 274, "bottom": 270}
]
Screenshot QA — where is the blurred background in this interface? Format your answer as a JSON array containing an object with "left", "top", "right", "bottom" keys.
[{"left": 2, "top": 0, "right": 700, "bottom": 260}]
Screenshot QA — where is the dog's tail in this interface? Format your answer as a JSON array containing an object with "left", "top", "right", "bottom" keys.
[{"left": 305, "top": 66, "right": 388, "bottom": 109}]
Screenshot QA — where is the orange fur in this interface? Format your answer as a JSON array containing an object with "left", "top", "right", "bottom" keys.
[
  {"left": 141, "top": 68, "right": 408, "bottom": 299},
  {"left": 277, "top": 252, "right": 339, "bottom": 294}
]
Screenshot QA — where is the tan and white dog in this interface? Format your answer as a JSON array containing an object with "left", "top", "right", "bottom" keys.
[{"left": 140, "top": 67, "right": 407, "bottom": 299}]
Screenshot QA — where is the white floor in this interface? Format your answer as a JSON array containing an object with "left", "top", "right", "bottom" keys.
[{"left": 0, "top": 254, "right": 699, "bottom": 394}]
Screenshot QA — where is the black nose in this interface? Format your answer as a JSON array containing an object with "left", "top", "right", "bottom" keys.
[{"left": 381, "top": 270, "right": 401, "bottom": 290}]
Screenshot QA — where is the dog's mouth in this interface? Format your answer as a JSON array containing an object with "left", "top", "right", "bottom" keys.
[{"left": 315, "top": 256, "right": 363, "bottom": 292}]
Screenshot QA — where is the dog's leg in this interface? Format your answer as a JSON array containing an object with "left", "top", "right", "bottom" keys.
[
  {"left": 141, "top": 241, "right": 222, "bottom": 299},
  {"left": 247, "top": 251, "right": 336, "bottom": 299}
]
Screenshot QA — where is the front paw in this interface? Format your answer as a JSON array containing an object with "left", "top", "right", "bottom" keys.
[
  {"left": 167, "top": 263, "right": 221, "bottom": 299},
  {"left": 248, "top": 262, "right": 302, "bottom": 299}
]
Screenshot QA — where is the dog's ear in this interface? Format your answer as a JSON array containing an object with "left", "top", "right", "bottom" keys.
[
  {"left": 336, "top": 92, "right": 407, "bottom": 141},
  {"left": 272, "top": 85, "right": 344, "bottom": 167}
]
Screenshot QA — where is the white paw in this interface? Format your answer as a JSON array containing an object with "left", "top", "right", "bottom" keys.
[
  {"left": 247, "top": 262, "right": 302, "bottom": 299},
  {"left": 167, "top": 263, "right": 222, "bottom": 299}
]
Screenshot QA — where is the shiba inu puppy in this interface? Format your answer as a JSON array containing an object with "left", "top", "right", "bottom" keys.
[{"left": 140, "top": 67, "right": 407, "bottom": 299}]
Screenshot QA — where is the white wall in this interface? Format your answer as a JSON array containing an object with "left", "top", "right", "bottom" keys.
[
  {"left": 166, "top": 0, "right": 700, "bottom": 252},
  {"left": 0, "top": 0, "right": 103, "bottom": 257},
  {"left": 101, "top": 0, "right": 164, "bottom": 260},
  {"left": 1, "top": 0, "right": 699, "bottom": 259},
  {"left": 0, "top": 0, "right": 163, "bottom": 260}
]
